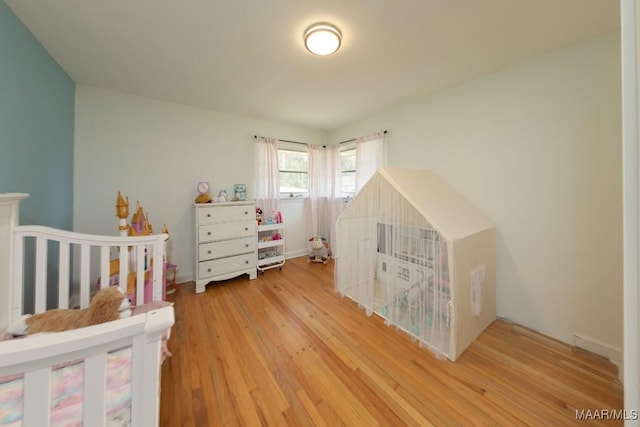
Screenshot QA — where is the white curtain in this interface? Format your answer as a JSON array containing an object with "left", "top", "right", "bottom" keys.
[
  {"left": 306, "top": 144, "right": 326, "bottom": 239},
  {"left": 327, "top": 132, "right": 386, "bottom": 258},
  {"left": 306, "top": 144, "right": 344, "bottom": 258},
  {"left": 327, "top": 144, "right": 343, "bottom": 258},
  {"left": 355, "top": 132, "right": 386, "bottom": 192},
  {"left": 255, "top": 136, "right": 280, "bottom": 215}
]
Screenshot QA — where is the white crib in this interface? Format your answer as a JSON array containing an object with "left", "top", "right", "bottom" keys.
[{"left": 0, "top": 193, "right": 174, "bottom": 426}]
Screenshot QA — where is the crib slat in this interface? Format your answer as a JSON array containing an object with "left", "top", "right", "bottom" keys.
[
  {"left": 119, "top": 245, "right": 129, "bottom": 295},
  {"left": 23, "top": 367, "right": 52, "bottom": 427},
  {"left": 100, "top": 245, "right": 110, "bottom": 289},
  {"left": 131, "top": 332, "right": 162, "bottom": 427},
  {"left": 136, "top": 245, "right": 145, "bottom": 304},
  {"left": 153, "top": 237, "right": 165, "bottom": 301},
  {"left": 35, "top": 236, "right": 48, "bottom": 313},
  {"left": 12, "top": 234, "right": 24, "bottom": 319},
  {"left": 80, "top": 244, "right": 91, "bottom": 308},
  {"left": 58, "top": 241, "right": 70, "bottom": 309},
  {"left": 84, "top": 352, "right": 107, "bottom": 427}
]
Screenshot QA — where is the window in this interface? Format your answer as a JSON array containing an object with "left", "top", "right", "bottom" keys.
[
  {"left": 340, "top": 142, "right": 356, "bottom": 196},
  {"left": 278, "top": 142, "right": 308, "bottom": 196}
]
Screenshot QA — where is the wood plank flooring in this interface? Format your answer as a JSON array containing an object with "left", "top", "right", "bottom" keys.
[{"left": 159, "top": 256, "right": 623, "bottom": 426}]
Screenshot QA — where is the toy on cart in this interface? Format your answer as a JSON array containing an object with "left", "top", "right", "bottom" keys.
[{"left": 307, "top": 236, "right": 330, "bottom": 265}]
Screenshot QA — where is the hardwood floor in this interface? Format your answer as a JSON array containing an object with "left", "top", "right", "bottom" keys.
[{"left": 159, "top": 256, "right": 623, "bottom": 426}]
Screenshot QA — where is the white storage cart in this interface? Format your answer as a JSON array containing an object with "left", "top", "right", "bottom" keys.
[{"left": 257, "top": 221, "right": 285, "bottom": 273}]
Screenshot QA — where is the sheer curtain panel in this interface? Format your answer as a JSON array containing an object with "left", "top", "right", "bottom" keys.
[
  {"left": 355, "top": 132, "right": 386, "bottom": 192},
  {"left": 327, "top": 144, "right": 343, "bottom": 257},
  {"left": 255, "top": 136, "right": 280, "bottom": 215},
  {"left": 306, "top": 144, "right": 326, "bottom": 239}
]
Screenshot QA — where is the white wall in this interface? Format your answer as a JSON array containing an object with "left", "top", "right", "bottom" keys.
[
  {"left": 74, "top": 86, "right": 323, "bottom": 282},
  {"left": 330, "top": 33, "right": 623, "bottom": 357}
]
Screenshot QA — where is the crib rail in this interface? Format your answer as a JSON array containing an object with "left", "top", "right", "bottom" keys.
[
  {"left": 0, "top": 305, "right": 174, "bottom": 427},
  {"left": 10, "top": 225, "right": 168, "bottom": 321}
]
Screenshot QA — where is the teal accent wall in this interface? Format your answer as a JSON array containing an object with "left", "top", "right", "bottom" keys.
[{"left": 0, "top": 2, "right": 74, "bottom": 229}]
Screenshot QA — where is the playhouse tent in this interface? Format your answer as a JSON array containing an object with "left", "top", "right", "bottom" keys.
[{"left": 335, "top": 168, "right": 496, "bottom": 361}]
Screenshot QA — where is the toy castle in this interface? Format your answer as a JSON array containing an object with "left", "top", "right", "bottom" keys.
[
  {"left": 113, "top": 191, "right": 177, "bottom": 301},
  {"left": 116, "top": 191, "right": 154, "bottom": 237}
]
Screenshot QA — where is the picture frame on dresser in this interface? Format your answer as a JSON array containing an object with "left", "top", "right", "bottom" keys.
[
  {"left": 234, "top": 184, "right": 247, "bottom": 201},
  {"left": 194, "top": 200, "right": 257, "bottom": 293}
]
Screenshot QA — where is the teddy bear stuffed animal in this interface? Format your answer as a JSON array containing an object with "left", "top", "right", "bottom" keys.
[{"left": 7, "top": 285, "right": 132, "bottom": 336}]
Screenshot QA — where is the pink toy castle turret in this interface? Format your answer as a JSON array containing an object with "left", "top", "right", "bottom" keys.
[{"left": 129, "top": 201, "right": 153, "bottom": 236}]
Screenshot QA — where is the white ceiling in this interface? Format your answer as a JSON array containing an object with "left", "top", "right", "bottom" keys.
[{"left": 5, "top": 0, "right": 620, "bottom": 131}]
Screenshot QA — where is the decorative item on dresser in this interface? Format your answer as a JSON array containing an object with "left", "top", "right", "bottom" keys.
[{"left": 194, "top": 201, "right": 257, "bottom": 293}]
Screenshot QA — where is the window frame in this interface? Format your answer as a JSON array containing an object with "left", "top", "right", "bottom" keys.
[
  {"left": 277, "top": 141, "right": 309, "bottom": 198},
  {"left": 340, "top": 141, "right": 357, "bottom": 197}
]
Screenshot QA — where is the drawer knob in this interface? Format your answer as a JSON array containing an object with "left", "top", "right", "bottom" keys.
[
  {"left": 208, "top": 268, "right": 212, "bottom": 272},
  {"left": 208, "top": 232, "right": 211, "bottom": 235},
  {"left": 245, "top": 227, "right": 248, "bottom": 231},
  {"left": 245, "top": 244, "right": 249, "bottom": 247},
  {"left": 244, "top": 211, "right": 248, "bottom": 215},
  {"left": 207, "top": 213, "right": 211, "bottom": 217},
  {"left": 208, "top": 250, "right": 212, "bottom": 254},
  {"left": 245, "top": 260, "right": 249, "bottom": 264}
]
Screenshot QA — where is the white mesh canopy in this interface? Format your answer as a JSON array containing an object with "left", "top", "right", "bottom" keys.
[{"left": 335, "top": 168, "right": 496, "bottom": 361}]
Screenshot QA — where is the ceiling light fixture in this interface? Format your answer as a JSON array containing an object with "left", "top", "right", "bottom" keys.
[{"left": 304, "top": 23, "right": 341, "bottom": 56}]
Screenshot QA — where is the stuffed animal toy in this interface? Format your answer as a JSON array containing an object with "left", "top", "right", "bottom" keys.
[
  {"left": 195, "top": 192, "right": 212, "bottom": 204},
  {"left": 307, "top": 236, "right": 330, "bottom": 265},
  {"left": 7, "top": 286, "right": 132, "bottom": 336},
  {"left": 214, "top": 189, "right": 227, "bottom": 202}
]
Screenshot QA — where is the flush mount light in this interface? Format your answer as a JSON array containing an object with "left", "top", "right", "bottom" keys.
[{"left": 304, "top": 23, "right": 341, "bottom": 56}]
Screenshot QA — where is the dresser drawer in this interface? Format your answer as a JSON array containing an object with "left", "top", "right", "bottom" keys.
[
  {"left": 198, "top": 220, "right": 255, "bottom": 242},
  {"left": 198, "top": 253, "right": 255, "bottom": 279},
  {"left": 198, "top": 204, "right": 253, "bottom": 225},
  {"left": 199, "top": 236, "right": 255, "bottom": 261}
]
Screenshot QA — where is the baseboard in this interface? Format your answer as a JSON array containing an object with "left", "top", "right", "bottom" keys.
[
  {"left": 573, "top": 333, "right": 624, "bottom": 381},
  {"left": 177, "top": 273, "right": 192, "bottom": 285},
  {"left": 286, "top": 249, "right": 308, "bottom": 259}
]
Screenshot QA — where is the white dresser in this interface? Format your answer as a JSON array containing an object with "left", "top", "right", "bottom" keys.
[{"left": 194, "top": 201, "right": 256, "bottom": 293}]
